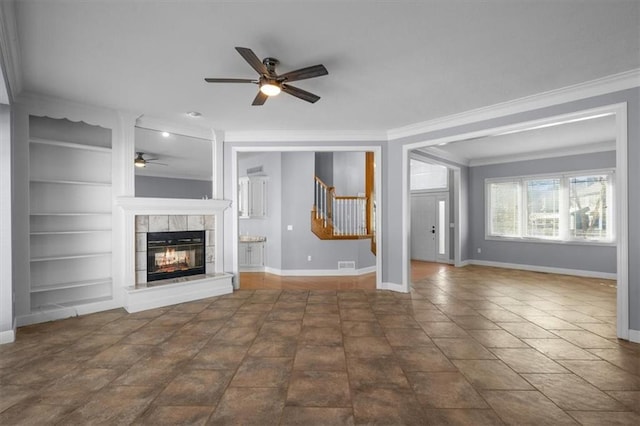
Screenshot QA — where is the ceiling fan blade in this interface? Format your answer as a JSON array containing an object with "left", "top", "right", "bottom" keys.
[
  {"left": 282, "top": 84, "right": 321, "bottom": 103},
  {"left": 235, "top": 47, "right": 268, "bottom": 75},
  {"left": 147, "top": 161, "right": 168, "bottom": 166},
  {"left": 252, "top": 91, "right": 268, "bottom": 106},
  {"left": 205, "top": 78, "right": 256, "bottom": 83},
  {"left": 278, "top": 64, "right": 328, "bottom": 82}
]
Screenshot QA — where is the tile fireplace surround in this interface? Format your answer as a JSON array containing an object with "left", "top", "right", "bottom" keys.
[
  {"left": 135, "top": 214, "right": 216, "bottom": 285},
  {"left": 116, "top": 197, "right": 233, "bottom": 313}
]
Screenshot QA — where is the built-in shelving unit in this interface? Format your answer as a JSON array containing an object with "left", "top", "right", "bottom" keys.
[{"left": 28, "top": 116, "right": 113, "bottom": 311}]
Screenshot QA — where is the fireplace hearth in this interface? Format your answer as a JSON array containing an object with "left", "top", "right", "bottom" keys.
[{"left": 147, "top": 231, "right": 205, "bottom": 282}]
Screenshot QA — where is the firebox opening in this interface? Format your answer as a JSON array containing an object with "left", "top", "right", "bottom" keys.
[{"left": 147, "top": 231, "right": 205, "bottom": 282}]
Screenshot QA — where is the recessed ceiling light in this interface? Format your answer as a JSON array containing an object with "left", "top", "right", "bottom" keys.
[
  {"left": 161, "top": 131, "right": 170, "bottom": 138},
  {"left": 187, "top": 111, "right": 202, "bottom": 118}
]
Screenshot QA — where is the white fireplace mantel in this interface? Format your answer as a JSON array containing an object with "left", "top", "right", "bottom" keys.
[
  {"left": 116, "top": 196, "right": 231, "bottom": 215},
  {"left": 115, "top": 196, "right": 233, "bottom": 312}
]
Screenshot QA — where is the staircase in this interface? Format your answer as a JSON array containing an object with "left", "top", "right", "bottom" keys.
[
  {"left": 311, "top": 152, "right": 376, "bottom": 254},
  {"left": 311, "top": 177, "right": 371, "bottom": 240}
]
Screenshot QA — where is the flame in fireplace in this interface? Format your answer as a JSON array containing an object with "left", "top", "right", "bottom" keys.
[{"left": 155, "top": 247, "right": 193, "bottom": 273}]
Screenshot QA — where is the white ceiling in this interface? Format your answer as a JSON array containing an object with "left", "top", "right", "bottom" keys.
[
  {"left": 419, "top": 113, "right": 617, "bottom": 166},
  {"left": 11, "top": 0, "right": 640, "bottom": 133}
]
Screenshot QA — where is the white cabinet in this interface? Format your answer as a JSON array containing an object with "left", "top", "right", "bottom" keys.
[
  {"left": 239, "top": 176, "right": 267, "bottom": 218},
  {"left": 28, "top": 116, "right": 113, "bottom": 310},
  {"left": 239, "top": 242, "right": 264, "bottom": 269}
]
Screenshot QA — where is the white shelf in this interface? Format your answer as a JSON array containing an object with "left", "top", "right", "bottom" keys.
[
  {"left": 30, "top": 252, "right": 112, "bottom": 262},
  {"left": 30, "top": 230, "right": 111, "bottom": 235},
  {"left": 30, "top": 178, "right": 111, "bottom": 186},
  {"left": 30, "top": 212, "right": 112, "bottom": 216},
  {"left": 30, "top": 278, "right": 112, "bottom": 293},
  {"left": 30, "top": 137, "right": 112, "bottom": 153}
]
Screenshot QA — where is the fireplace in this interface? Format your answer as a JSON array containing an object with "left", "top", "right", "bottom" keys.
[{"left": 147, "top": 231, "right": 205, "bottom": 282}]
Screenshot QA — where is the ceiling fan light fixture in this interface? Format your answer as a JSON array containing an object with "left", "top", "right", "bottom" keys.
[{"left": 260, "top": 79, "right": 281, "bottom": 96}]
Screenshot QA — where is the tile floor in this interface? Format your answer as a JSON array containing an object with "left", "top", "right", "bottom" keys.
[{"left": 1, "top": 264, "right": 639, "bottom": 425}]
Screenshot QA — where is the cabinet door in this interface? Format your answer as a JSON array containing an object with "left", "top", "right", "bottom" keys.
[
  {"left": 250, "top": 178, "right": 267, "bottom": 217},
  {"left": 238, "top": 178, "right": 250, "bottom": 218},
  {"left": 250, "top": 242, "right": 264, "bottom": 266},
  {"left": 238, "top": 243, "right": 249, "bottom": 266}
]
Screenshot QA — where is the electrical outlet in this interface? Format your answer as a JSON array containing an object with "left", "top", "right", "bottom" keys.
[
  {"left": 477, "top": 248, "right": 482, "bottom": 254},
  {"left": 307, "top": 255, "right": 312, "bottom": 261}
]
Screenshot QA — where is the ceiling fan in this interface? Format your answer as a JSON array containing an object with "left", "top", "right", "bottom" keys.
[
  {"left": 204, "top": 47, "right": 328, "bottom": 105},
  {"left": 134, "top": 152, "right": 167, "bottom": 168}
]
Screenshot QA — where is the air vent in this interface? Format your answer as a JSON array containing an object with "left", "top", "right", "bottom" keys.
[
  {"left": 247, "top": 166, "right": 264, "bottom": 176},
  {"left": 338, "top": 261, "right": 356, "bottom": 270}
]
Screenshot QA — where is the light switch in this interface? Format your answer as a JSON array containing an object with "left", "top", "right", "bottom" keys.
[{"left": 287, "top": 225, "right": 293, "bottom": 231}]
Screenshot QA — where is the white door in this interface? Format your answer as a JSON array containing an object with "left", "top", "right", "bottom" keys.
[{"left": 411, "top": 194, "right": 437, "bottom": 261}]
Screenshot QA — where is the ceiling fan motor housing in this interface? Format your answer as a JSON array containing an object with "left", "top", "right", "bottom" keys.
[{"left": 262, "top": 57, "right": 279, "bottom": 75}]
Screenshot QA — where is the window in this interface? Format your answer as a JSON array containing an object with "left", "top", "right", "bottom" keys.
[
  {"left": 486, "top": 170, "right": 614, "bottom": 243},
  {"left": 411, "top": 159, "right": 448, "bottom": 191}
]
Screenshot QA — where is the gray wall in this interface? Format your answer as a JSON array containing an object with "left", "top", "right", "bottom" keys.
[
  {"left": 135, "top": 175, "right": 212, "bottom": 199},
  {"left": 281, "top": 152, "right": 375, "bottom": 271},
  {"left": 333, "top": 151, "right": 365, "bottom": 195},
  {"left": 238, "top": 152, "right": 282, "bottom": 270},
  {"left": 469, "top": 150, "right": 616, "bottom": 273},
  {"left": 314, "top": 152, "right": 333, "bottom": 187}
]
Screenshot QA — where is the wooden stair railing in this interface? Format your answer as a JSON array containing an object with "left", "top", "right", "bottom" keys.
[{"left": 312, "top": 176, "right": 372, "bottom": 240}]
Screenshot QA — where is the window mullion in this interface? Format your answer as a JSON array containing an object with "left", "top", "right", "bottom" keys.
[{"left": 559, "top": 176, "right": 569, "bottom": 240}]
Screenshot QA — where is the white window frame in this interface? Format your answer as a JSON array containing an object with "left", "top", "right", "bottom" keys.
[
  {"left": 485, "top": 168, "right": 615, "bottom": 246},
  {"left": 410, "top": 156, "right": 449, "bottom": 193}
]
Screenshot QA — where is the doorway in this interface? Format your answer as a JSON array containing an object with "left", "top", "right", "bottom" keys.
[{"left": 411, "top": 193, "right": 448, "bottom": 262}]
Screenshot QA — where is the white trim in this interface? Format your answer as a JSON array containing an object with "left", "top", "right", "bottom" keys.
[
  {"left": 135, "top": 116, "right": 214, "bottom": 141},
  {"left": 0, "top": 329, "right": 15, "bottom": 344},
  {"left": 388, "top": 69, "right": 640, "bottom": 141},
  {"left": 122, "top": 273, "right": 233, "bottom": 313},
  {"left": 468, "top": 259, "right": 617, "bottom": 280},
  {"left": 16, "top": 298, "right": 121, "bottom": 327},
  {"left": 116, "top": 196, "right": 231, "bottom": 214},
  {"left": 263, "top": 265, "right": 376, "bottom": 277},
  {"left": 0, "top": 0, "right": 22, "bottom": 101},
  {"left": 225, "top": 130, "right": 387, "bottom": 143},
  {"left": 416, "top": 147, "right": 469, "bottom": 167},
  {"left": 230, "top": 144, "right": 383, "bottom": 292},
  {"left": 614, "top": 103, "right": 629, "bottom": 341},
  {"left": 381, "top": 282, "right": 406, "bottom": 293},
  {"left": 628, "top": 329, "right": 640, "bottom": 344}
]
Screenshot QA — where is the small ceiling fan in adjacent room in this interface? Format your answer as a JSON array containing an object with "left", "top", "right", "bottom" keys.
[
  {"left": 134, "top": 152, "right": 167, "bottom": 168},
  {"left": 204, "top": 47, "right": 328, "bottom": 105}
]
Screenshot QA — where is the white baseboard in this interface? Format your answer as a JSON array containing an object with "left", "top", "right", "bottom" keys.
[
  {"left": 628, "top": 329, "right": 640, "bottom": 344},
  {"left": 0, "top": 328, "right": 16, "bottom": 344},
  {"left": 381, "top": 282, "right": 408, "bottom": 293},
  {"left": 123, "top": 273, "right": 233, "bottom": 313},
  {"left": 16, "top": 298, "right": 121, "bottom": 327},
  {"left": 456, "top": 260, "right": 471, "bottom": 267},
  {"left": 263, "top": 266, "right": 376, "bottom": 277},
  {"left": 468, "top": 260, "right": 616, "bottom": 280}
]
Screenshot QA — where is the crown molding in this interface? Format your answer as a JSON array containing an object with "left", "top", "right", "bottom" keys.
[
  {"left": 224, "top": 129, "right": 388, "bottom": 143},
  {"left": 135, "top": 116, "right": 214, "bottom": 141},
  {"left": 468, "top": 140, "right": 616, "bottom": 167},
  {"left": 0, "top": 0, "right": 22, "bottom": 102},
  {"left": 414, "top": 147, "right": 470, "bottom": 166},
  {"left": 388, "top": 69, "right": 640, "bottom": 141}
]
